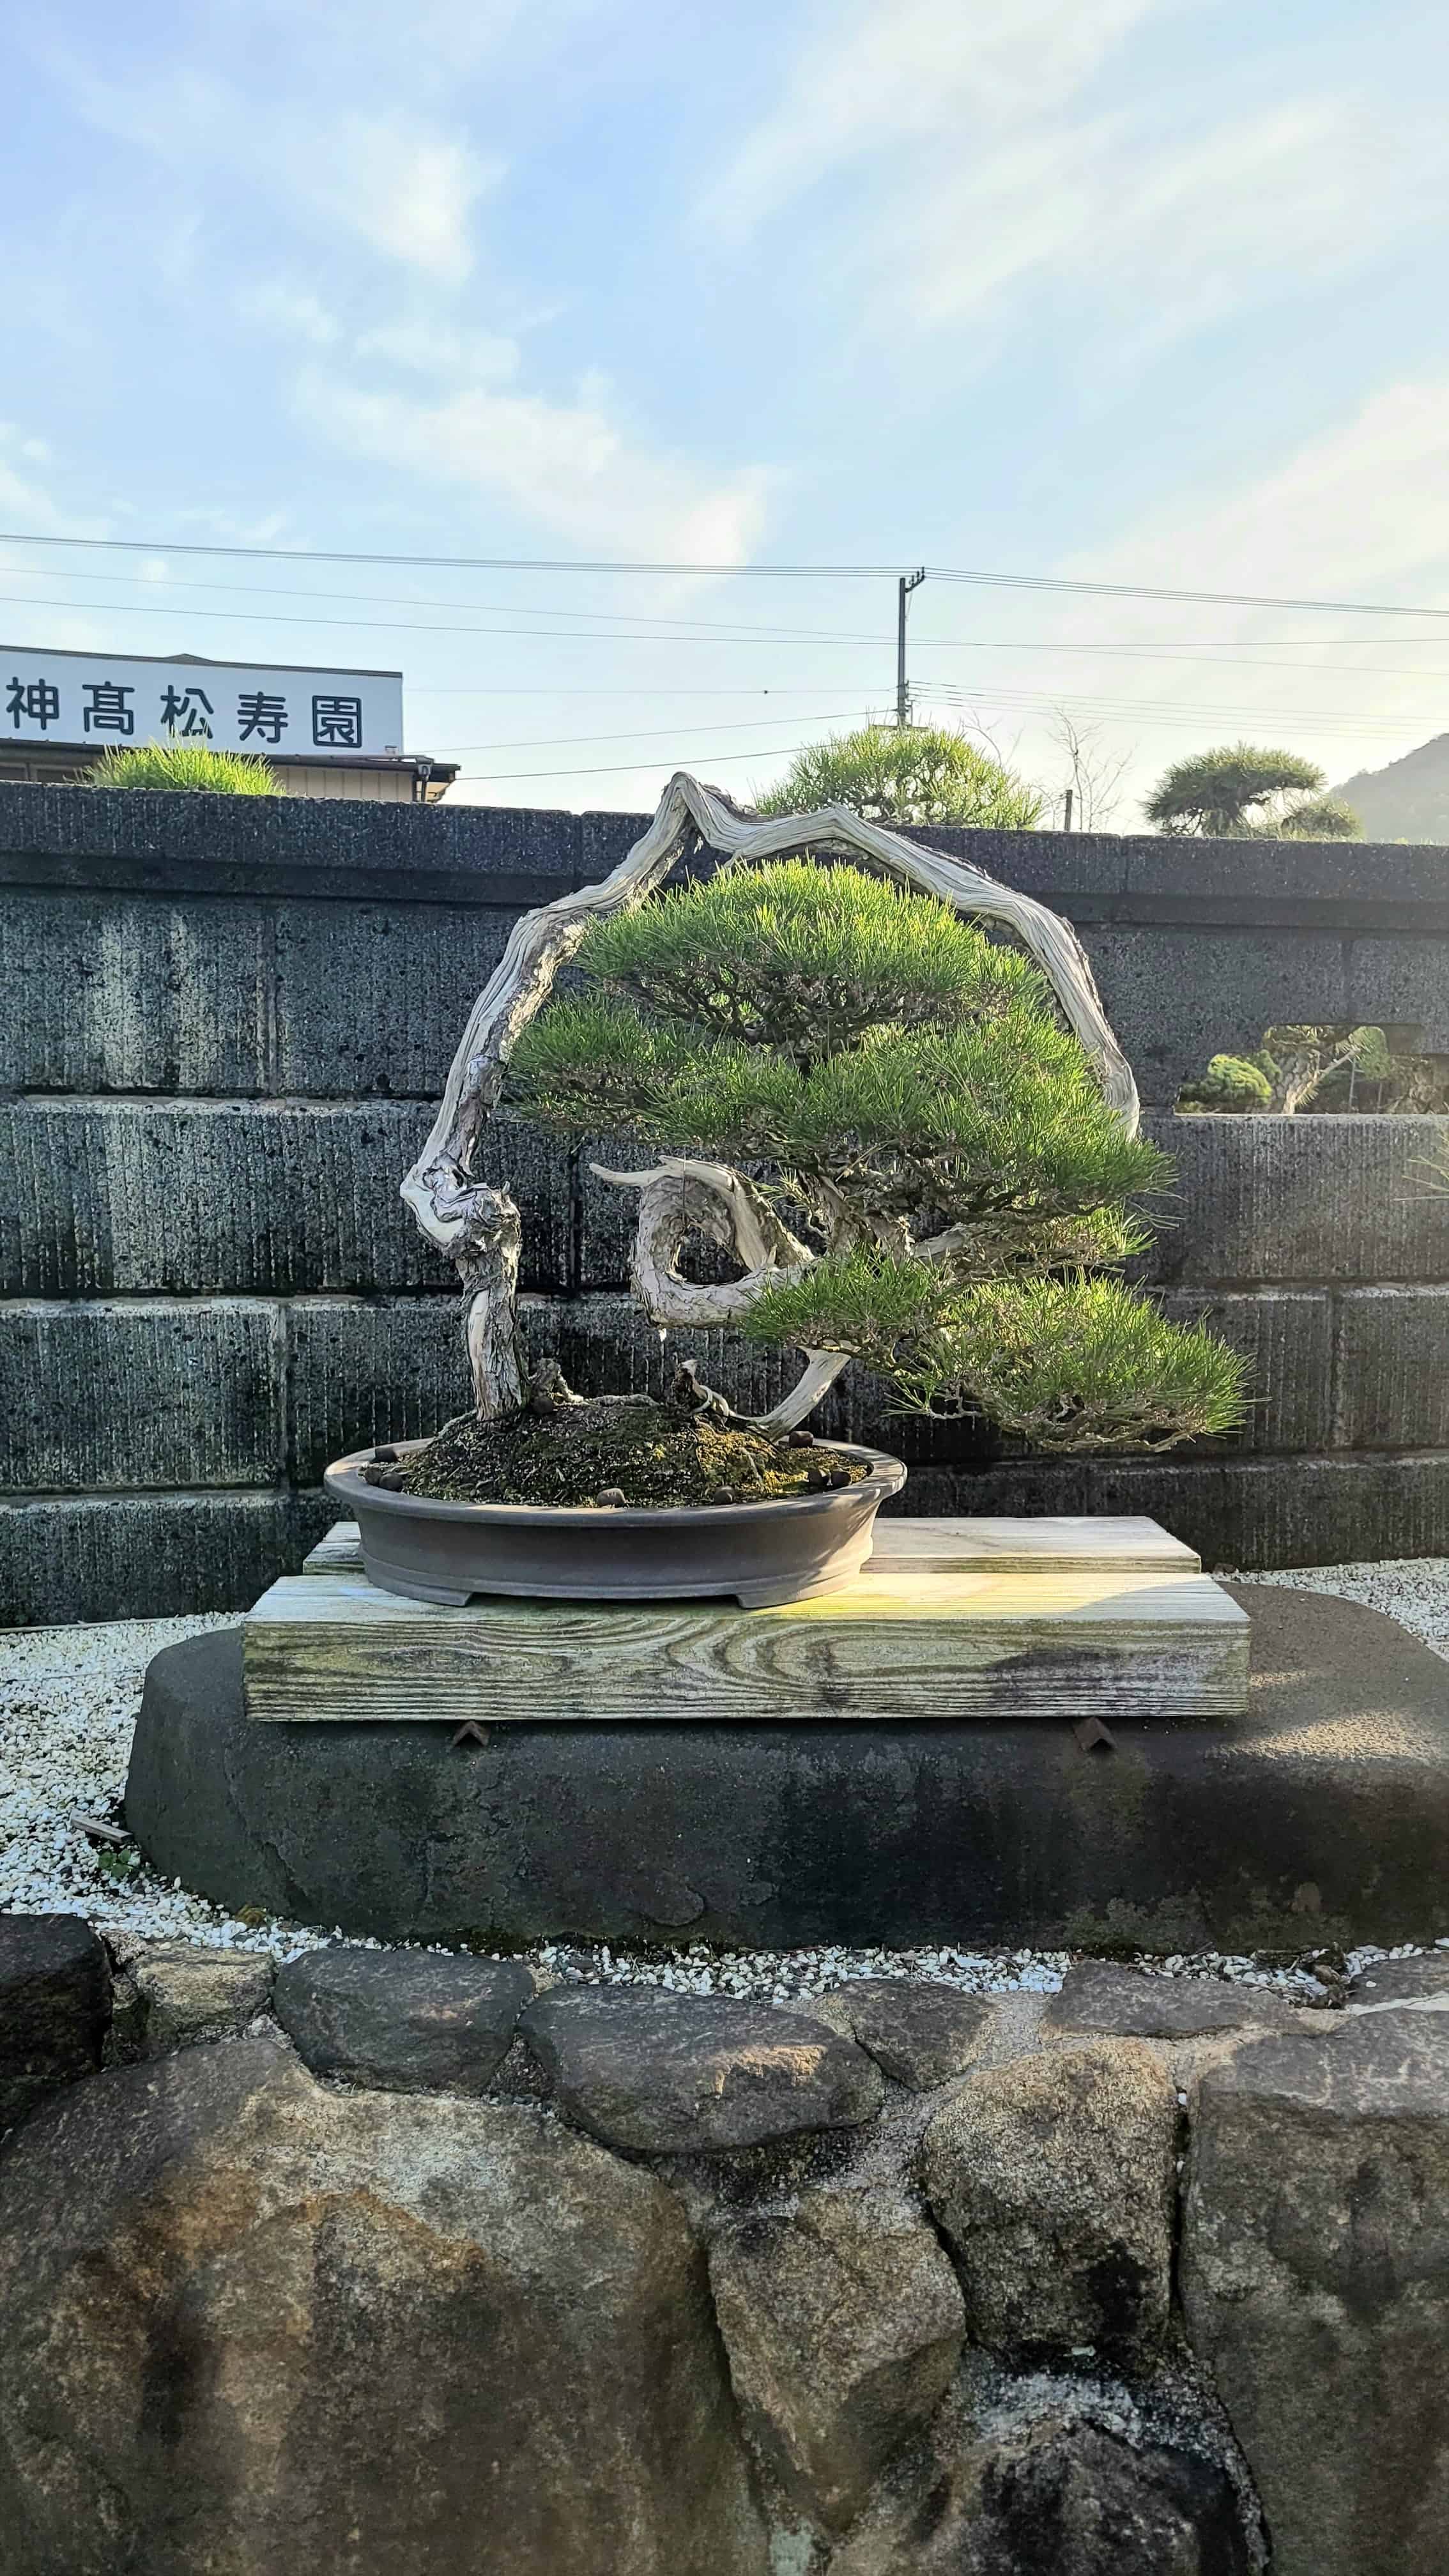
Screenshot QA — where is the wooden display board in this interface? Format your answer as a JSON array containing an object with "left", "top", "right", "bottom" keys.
[{"left": 245, "top": 1517, "right": 1248, "bottom": 1724}]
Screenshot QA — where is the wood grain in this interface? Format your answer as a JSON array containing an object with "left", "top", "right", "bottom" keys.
[{"left": 252, "top": 1540, "right": 1248, "bottom": 1724}]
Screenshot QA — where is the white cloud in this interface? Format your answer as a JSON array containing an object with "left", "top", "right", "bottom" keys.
[
  {"left": 239, "top": 280, "right": 342, "bottom": 348},
  {"left": 302, "top": 119, "right": 500, "bottom": 283},
  {"left": 296, "top": 365, "right": 772, "bottom": 562},
  {"left": 702, "top": 0, "right": 1158, "bottom": 242},
  {"left": 58, "top": 69, "right": 498, "bottom": 282},
  {"left": 929, "top": 381, "right": 1449, "bottom": 815},
  {"left": 353, "top": 319, "right": 520, "bottom": 383}
]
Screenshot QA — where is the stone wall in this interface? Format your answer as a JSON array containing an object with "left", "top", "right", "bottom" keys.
[
  {"left": 4, "top": 1915, "right": 1448, "bottom": 2575},
  {"left": 4, "top": 782, "right": 1449, "bottom": 1621}
]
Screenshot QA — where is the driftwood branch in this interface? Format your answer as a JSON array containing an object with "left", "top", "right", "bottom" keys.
[{"left": 403, "top": 772, "right": 1140, "bottom": 1418}]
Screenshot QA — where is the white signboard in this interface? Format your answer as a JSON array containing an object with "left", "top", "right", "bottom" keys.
[{"left": 1, "top": 647, "right": 404, "bottom": 760}]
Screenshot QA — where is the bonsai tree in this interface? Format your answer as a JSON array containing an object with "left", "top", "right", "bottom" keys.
[
  {"left": 88, "top": 740, "right": 279, "bottom": 794},
  {"left": 756, "top": 723, "right": 1042, "bottom": 830},
  {"left": 397, "top": 777, "right": 1243, "bottom": 1501},
  {"left": 1178, "top": 1025, "right": 1392, "bottom": 1116},
  {"left": 1146, "top": 744, "right": 1360, "bottom": 840}
]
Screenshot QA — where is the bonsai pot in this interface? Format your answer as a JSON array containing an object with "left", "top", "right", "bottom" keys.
[{"left": 324, "top": 1438, "right": 907, "bottom": 1609}]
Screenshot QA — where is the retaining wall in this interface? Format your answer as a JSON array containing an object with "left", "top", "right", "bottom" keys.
[{"left": 4, "top": 783, "right": 1449, "bottom": 1621}]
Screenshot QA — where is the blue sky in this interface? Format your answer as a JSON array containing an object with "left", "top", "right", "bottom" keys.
[{"left": 3, "top": 0, "right": 1448, "bottom": 818}]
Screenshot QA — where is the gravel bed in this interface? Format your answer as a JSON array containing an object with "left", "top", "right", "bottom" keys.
[{"left": 4, "top": 1558, "right": 1449, "bottom": 1997}]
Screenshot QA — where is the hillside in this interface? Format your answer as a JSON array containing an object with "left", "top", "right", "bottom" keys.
[{"left": 1334, "top": 734, "right": 1449, "bottom": 843}]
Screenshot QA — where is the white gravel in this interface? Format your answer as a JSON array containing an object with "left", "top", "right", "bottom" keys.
[{"left": 4, "top": 1555, "right": 1448, "bottom": 1997}]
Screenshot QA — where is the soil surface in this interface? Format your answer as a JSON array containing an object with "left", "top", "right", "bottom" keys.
[{"left": 375, "top": 1397, "right": 866, "bottom": 1509}]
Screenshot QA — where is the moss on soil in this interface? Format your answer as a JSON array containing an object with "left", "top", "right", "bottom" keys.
[{"left": 391, "top": 1397, "right": 863, "bottom": 1508}]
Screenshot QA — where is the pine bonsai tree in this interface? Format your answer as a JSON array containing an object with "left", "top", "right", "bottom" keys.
[{"left": 507, "top": 857, "right": 1246, "bottom": 1457}]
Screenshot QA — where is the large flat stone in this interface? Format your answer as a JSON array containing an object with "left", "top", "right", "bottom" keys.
[
  {"left": 273, "top": 1946, "right": 536, "bottom": 2090},
  {"left": 1044, "top": 1963, "right": 1300, "bottom": 2042},
  {"left": 1181, "top": 2010, "right": 1449, "bottom": 2576},
  {"left": 125, "top": 1584, "right": 1449, "bottom": 1952},
  {"left": 519, "top": 1988, "right": 883, "bottom": 2152}
]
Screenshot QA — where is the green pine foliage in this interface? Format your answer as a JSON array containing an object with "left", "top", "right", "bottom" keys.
[
  {"left": 747, "top": 1261, "right": 1248, "bottom": 1451},
  {"left": 754, "top": 723, "right": 1043, "bottom": 829},
  {"left": 88, "top": 739, "right": 280, "bottom": 794},
  {"left": 510, "top": 857, "right": 1248, "bottom": 1453}
]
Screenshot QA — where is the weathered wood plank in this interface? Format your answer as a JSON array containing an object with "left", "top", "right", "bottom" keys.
[
  {"left": 299, "top": 1513, "right": 1201, "bottom": 1579},
  {"left": 248, "top": 1553, "right": 1248, "bottom": 1724}
]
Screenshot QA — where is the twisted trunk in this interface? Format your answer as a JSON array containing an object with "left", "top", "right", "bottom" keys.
[{"left": 402, "top": 772, "right": 1139, "bottom": 1420}]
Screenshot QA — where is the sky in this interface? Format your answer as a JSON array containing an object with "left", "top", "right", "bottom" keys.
[{"left": 3, "top": 0, "right": 1448, "bottom": 822}]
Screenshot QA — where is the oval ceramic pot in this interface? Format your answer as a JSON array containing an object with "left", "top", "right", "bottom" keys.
[{"left": 324, "top": 1437, "right": 907, "bottom": 1609}]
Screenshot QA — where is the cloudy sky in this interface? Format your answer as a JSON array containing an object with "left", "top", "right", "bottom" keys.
[{"left": 3, "top": 0, "right": 1448, "bottom": 820}]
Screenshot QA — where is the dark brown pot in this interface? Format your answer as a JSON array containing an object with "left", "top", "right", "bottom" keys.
[{"left": 324, "top": 1438, "right": 907, "bottom": 1609}]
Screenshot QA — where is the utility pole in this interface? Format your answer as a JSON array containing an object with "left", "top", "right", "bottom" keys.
[
  {"left": 896, "top": 567, "right": 926, "bottom": 727},
  {"left": 1063, "top": 786, "right": 1073, "bottom": 831}
]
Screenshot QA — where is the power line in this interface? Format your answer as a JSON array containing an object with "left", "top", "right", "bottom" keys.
[
  {"left": 4, "top": 526, "right": 1449, "bottom": 620},
  {"left": 7, "top": 583, "right": 1449, "bottom": 696},
  {"left": 434, "top": 709, "right": 870, "bottom": 755},
  {"left": 452, "top": 737, "right": 842, "bottom": 785}
]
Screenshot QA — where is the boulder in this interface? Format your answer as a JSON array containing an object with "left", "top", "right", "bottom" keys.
[
  {"left": 1181, "top": 2009, "right": 1449, "bottom": 2576},
  {"left": 816, "top": 1979, "right": 992, "bottom": 2089},
  {"left": 273, "top": 1945, "right": 535, "bottom": 2091},
  {"left": 709, "top": 2184, "right": 964, "bottom": 2531},
  {"left": 1347, "top": 1952, "right": 1449, "bottom": 2005},
  {"left": 0, "top": 2035, "right": 766, "bottom": 2576},
  {"left": 1044, "top": 1963, "right": 1300, "bottom": 2041},
  {"left": 519, "top": 1988, "right": 884, "bottom": 2154},
  {"left": 829, "top": 2371, "right": 1260, "bottom": 2575},
  {"left": 921, "top": 2040, "right": 1176, "bottom": 2361},
  {"left": 107, "top": 1938, "right": 273, "bottom": 2061},
  {"left": 0, "top": 1914, "right": 110, "bottom": 2129}
]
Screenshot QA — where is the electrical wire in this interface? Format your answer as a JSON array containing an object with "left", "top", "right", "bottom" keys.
[{"left": 4, "top": 527, "right": 1449, "bottom": 620}]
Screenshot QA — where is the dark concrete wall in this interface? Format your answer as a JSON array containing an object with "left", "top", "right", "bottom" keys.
[{"left": 4, "top": 783, "right": 1449, "bottom": 1621}]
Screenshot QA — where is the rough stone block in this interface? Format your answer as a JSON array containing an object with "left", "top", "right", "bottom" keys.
[
  {"left": 2, "top": 1299, "right": 281, "bottom": 1490},
  {"left": 1335, "top": 1286, "right": 1449, "bottom": 1448},
  {"left": 0, "top": 1915, "right": 111, "bottom": 2129},
  {"left": 106, "top": 1938, "right": 274, "bottom": 2060},
  {"left": 287, "top": 1297, "right": 471, "bottom": 1480},
  {"left": 0, "top": 779, "right": 588, "bottom": 892},
  {"left": 0, "top": 2037, "right": 767, "bottom": 2576},
  {"left": 1347, "top": 1954, "right": 1449, "bottom": 2003},
  {"left": 1345, "top": 935, "right": 1449, "bottom": 1052},
  {"left": 1156, "top": 1289, "right": 1333, "bottom": 1453},
  {"left": 1137, "top": 1112, "right": 1449, "bottom": 1285},
  {"left": 1043, "top": 1963, "right": 1300, "bottom": 2042},
  {"left": 1182, "top": 2010, "right": 1449, "bottom": 2576},
  {"left": 831, "top": 2363, "right": 1264, "bottom": 2576},
  {"left": 709, "top": 2184, "right": 964, "bottom": 2532},
  {"left": 0, "top": 1489, "right": 330, "bottom": 1625},
  {"left": 0, "top": 1102, "right": 570, "bottom": 1297},
  {"left": 921, "top": 2041, "right": 1179, "bottom": 2360},
  {"left": 1092, "top": 930, "right": 1349, "bottom": 1107},
  {"left": 519, "top": 1988, "right": 884, "bottom": 2153},
  {"left": 0, "top": 891, "right": 273, "bottom": 1092},
  {"left": 273, "top": 902, "right": 515, "bottom": 1094},
  {"left": 813, "top": 1981, "right": 993, "bottom": 2089},
  {"left": 273, "top": 1946, "right": 537, "bottom": 2091}
]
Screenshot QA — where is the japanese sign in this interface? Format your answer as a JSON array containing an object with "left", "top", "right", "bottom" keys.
[{"left": 1, "top": 649, "right": 404, "bottom": 760}]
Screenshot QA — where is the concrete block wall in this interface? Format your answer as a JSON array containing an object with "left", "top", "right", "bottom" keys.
[{"left": 4, "top": 783, "right": 1449, "bottom": 1621}]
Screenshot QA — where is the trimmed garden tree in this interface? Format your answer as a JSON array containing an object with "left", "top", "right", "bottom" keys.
[{"left": 402, "top": 775, "right": 1243, "bottom": 1473}]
